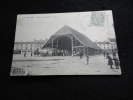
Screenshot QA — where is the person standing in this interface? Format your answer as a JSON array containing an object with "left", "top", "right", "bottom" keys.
[
  {"left": 37, "top": 52, "right": 39, "bottom": 57},
  {"left": 112, "top": 56, "right": 120, "bottom": 69},
  {"left": 108, "top": 55, "right": 113, "bottom": 69},
  {"left": 24, "top": 52, "right": 26, "bottom": 57},
  {"left": 79, "top": 51, "right": 83, "bottom": 59},
  {"left": 103, "top": 51, "right": 105, "bottom": 57},
  {"left": 86, "top": 55, "right": 89, "bottom": 65},
  {"left": 113, "top": 51, "right": 116, "bottom": 59},
  {"left": 34, "top": 52, "right": 36, "bottom": 57},
  {"left": 31, "top": 52, "right": 32, "bottom": 57}
]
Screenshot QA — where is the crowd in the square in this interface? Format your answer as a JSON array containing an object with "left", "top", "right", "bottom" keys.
[{"left": 23, "top": 48, "right": 120, "bottom": 69}]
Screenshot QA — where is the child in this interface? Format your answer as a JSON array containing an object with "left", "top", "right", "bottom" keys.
[{"left": 113, "top": 56, "right": 120, "bottom": 69}]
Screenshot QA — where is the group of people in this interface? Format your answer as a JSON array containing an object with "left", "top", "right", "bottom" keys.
[
  {"left": 23, "top": 49, "right": 120, "bottom": 69},
  {"left": 79, "top": 50, "right": 120, "bottom": 68},
  {"left": 79, "top": 51, "right": 84, "bottom": 59},
  {"left": 52, "top": 49, "right": 70, "bottom": 56},
  {"left": 79, "top": 51, "right": 89, "bottom": 65},
  {"left": 103, "top": 51, "right": 120, "bottom": 69},
  {"left": 24, "top": 52, "right": 39, "bottom": 57}
]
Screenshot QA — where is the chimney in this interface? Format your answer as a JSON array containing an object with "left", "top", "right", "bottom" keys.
[{"left": 46, "top": 38, "right": 47, "bottom": 41}]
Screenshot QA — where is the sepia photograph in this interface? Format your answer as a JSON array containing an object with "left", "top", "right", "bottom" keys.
[{"left": 10, "top": 10, "right": 121, "bottom": 76}]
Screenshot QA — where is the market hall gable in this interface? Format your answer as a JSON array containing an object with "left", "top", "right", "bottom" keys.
[{"left": 42, "top": 25, "right": 102, "bottom": 56}]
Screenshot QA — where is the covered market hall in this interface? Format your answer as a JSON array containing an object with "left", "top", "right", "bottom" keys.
[{"left": 42, "top": 25, "right": 102, "bottom": 56}]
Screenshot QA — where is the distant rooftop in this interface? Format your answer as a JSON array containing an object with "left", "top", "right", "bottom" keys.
[
  {"left": 15, "top": 41, "right": 34, "bottom": 44},
  {"left": 15, "top": 39, "right": 46, "bottom": 44},
  {"left": 108, "top": 38, "right": 116, "bottom": 42},
  {"left": 34, "top": 39, "right": 46, "bottom": 44},
  {"left": 97, "top": 42, "right": 110, "bottom": 44}
]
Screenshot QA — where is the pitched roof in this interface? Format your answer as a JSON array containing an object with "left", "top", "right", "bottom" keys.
[
  {"left": 15, "top": 40, "right": 46, "bottom": 44},
  {"left": 34, "top": 40, "right": 46, "bottom": 44},
  {"left": 52, "top": 25, "right": 72, "bottom": 36},
  {"left": 21, "top": 42, "right": 34, "bottom": 44},
  {"left": 66, "top": 26, "right": 101, "bottom": 49},
  {"left": 15, "top": 41, "right": 34, "bottom": 44},
  {"left": 44, "top": 25, "right": 101, "bottom": 50},
  {"left": 15, "top": 42, "right": 21, "bottom": 44},
  {"left": 93, "top": 42, "right": 102, "bottom": 49},
  {"left": 108, "top": 38, "right": 116, "bottom": 42}
]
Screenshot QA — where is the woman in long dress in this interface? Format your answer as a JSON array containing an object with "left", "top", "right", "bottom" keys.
[{"left": 108, "top": 55, "right": 113, "bottom": 69}]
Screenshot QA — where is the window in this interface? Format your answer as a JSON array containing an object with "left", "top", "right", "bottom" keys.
[
  {"left": 21, "top": 44, "right": 23, "bottom": 46},
  {"left": 30, "top": 47, "right": 32, "bottom": 50},
  {"left": 104, "top": 47, "right": 105, "bottom": 49},
  {"left": 108, "top": 47, "right": 109, "bottom": 49},
  {"left": 31, "top": 44, "right": 32, "bottom": 46},
  {"left": 99, "top": 44, "right": 101, "bottom": 46}
]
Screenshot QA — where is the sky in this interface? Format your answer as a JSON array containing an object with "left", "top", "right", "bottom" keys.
[{"left": 15, "top": 10, "right": 116, "bottom": 42}]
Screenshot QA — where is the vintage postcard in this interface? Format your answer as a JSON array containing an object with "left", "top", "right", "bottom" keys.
[{"left": 10, "top": 10, "right": 121, "bottom": 76}]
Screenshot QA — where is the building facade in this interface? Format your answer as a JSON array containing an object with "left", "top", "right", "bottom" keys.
[
  {"left": 13, "top": 39, "right": 46, "bottom": 55},
  {"left": 96, "top": 38, "right": 117, "bottom": 53},
  {"left": 106, "top": 38, "right": 117, "bottom": 52},
  {"left": 34, "top": 39, "right": 46, "bottom": 51}
]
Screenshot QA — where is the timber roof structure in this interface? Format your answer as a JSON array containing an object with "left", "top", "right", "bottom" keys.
[{"left": 43, "top": 25, "right": 101, "bottom": 50}]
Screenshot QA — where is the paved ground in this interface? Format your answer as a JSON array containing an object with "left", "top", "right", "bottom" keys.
[{"left": 11, "top": 54, "right": 121, "bottom": 75}]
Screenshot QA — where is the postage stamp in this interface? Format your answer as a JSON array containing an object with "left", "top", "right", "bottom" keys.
[{"left": 91, "top": 12, "right": 105, "bottom": 26}]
